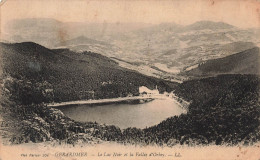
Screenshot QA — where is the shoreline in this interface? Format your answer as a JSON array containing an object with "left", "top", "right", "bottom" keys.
[
  {"left": 47, "top": 95, "right": 185, "bottom": 108},
  {"left": 47, "top": 96, "right": 155, "bottom": 107}
]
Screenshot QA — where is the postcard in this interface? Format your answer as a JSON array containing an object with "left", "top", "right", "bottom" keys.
[{"left": 0, "top": 0, "right": 259, "bottom": 159}]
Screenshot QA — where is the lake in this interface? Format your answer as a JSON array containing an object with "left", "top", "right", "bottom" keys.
[{"left": 58, "top": 98, "right": 186, "bottom": 129}]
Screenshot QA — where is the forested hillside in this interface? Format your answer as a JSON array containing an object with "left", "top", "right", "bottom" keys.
[
  {"left": 0, "top": 42, "right": 175, "bottom": 103},
  {"left": 0, "top": 42, "right": 176, "bottom": 144},
  {"left": 183, "top": 47, "right": 259, "bottom": 77},
  {"left": 120, "top": 75, "right": 260, "bottom": 146},
  {"left": 0, "top": 42, "right": 259, "bottom": 146}
]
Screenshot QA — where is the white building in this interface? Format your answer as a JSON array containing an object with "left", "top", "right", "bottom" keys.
[{"left": 139, "top": 86, "right": 159, "bottom": 95}]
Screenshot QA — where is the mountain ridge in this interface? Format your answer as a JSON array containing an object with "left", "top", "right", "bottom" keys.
[
  {"left": 183, "top": 47, "right": 260, "bottom": 77},
  {"left": 0, "top": 41, "right": 176, "bottom": 102},
  {"left": 183, "top": 21, "right": 235, "bottom": 31}
]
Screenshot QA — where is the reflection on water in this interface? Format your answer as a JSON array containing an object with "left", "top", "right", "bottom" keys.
[{"left": 58, "top": 99, "right": 186, "bottom": 129}]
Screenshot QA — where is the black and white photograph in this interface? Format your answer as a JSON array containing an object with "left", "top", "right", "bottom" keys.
[{"left": 0, "top": 0, "right": 259, "bottom": 159}]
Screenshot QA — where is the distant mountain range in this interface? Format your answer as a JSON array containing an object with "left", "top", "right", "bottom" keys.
[
  {"left": 182, "top": 21, "right": 234, "bottom": 31},
  {"left": 2, "top": 18, "right": 260, "bottom": 78},
  {"left": 2, "top": 18, "right": 151, "bottom": 48},
  {"left": 107, "top": 21, "right": 259, "bottom": 75},
  {"left": 132, "top": 21, "right": 235, "bottom": 35}
]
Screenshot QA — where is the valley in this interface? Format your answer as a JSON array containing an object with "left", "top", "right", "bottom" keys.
[
  {"left": 2, "top": 19, "right": 260, "bottom": 81},
  {"left": 0, "top": 19, "right": 259, "bottom": 147}
]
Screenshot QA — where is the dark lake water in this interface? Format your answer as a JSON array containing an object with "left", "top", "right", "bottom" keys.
[{"left": 58, "top": 99, "right": 186, "bottom": 129}]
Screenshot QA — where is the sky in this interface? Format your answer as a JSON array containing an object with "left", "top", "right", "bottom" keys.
[{"left": 0, "top": 0, "right": 260, "bottom": 29}]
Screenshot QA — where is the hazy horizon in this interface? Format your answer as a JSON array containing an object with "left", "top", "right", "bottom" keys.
[
  {"left": 1, "top": 0, "right": 260, "bottom": 32},
  {"left": 4, "top": 17, "right": 257, "bottom": 29}
]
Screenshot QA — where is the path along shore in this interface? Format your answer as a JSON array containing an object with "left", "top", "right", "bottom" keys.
[{"left": 47, "top": 94, "right": 190, "bottom": 110}]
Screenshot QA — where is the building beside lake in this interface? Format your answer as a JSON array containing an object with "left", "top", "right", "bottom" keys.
[{"left": 139, "top": 86, "right": 159, "bottom": 95}]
